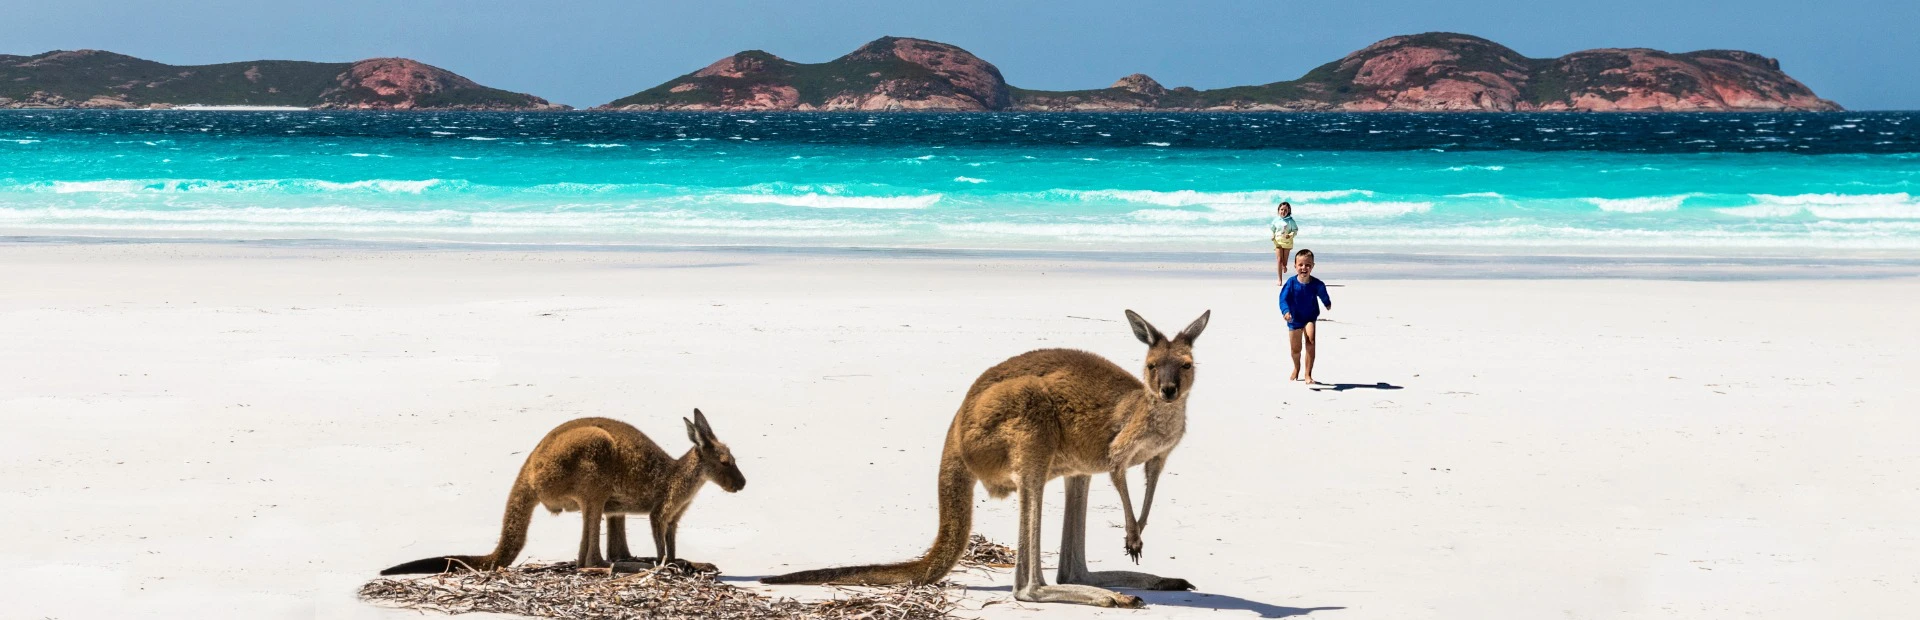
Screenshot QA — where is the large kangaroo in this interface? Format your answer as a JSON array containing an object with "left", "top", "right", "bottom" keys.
[
  {"left": 380, "top": 411, "right": 746, "bottom": 575},
  {"left": 763, "top": 309, "right": 1209, "bottom": 608}
]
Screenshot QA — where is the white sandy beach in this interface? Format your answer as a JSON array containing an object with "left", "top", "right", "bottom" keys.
[{"left": 2, "top": 242, "right": 1916, "bottom": 620}]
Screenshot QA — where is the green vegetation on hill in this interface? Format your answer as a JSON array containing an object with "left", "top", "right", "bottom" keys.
[
  {"left": 0, "top": 50, "right": 552, "bottom": 109},
  {"left": 610, "top": 31, "right": 1834, "bottom": 112},
  {"left": 2, "top": 51, "right": 340, "bottom": 106},
  {"left": 605, "top": 45, "right": 962, "bottom": 109}
]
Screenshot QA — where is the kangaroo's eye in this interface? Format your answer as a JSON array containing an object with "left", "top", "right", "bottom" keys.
[{"left": 1181, "top": 362, "right": 1193, "bottom": 369}]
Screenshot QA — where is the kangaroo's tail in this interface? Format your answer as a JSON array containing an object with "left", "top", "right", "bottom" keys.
[
  {"left": 380, "top": 478, "right": 539, "bottom": 575},
  {"left": 761, "top": 449, "right": 974, "bottom": 585}
]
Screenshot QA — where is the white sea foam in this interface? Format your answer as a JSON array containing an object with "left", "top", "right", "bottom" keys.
[
  {"left": 5, "top": 139, "right": 40, "bottom": 144},
  {"left": 1125, "top": 209, "right": 1250, "bottom": 223},
  {"left": 953, "top": 176, "right": 988, "bottom": 184},
  {"left": 1715, "top": 205, "right": 1804, "bottom": 218},
  {"left": 725, "top": 193, "right": 941, "bottom": 210},
  {"left": 1144, "top": 142, "right": 1171, "bottom": 147},
  {"left": 1588, "top": 195, "right": 1691, "bottom": 213},
  {"left": 1750, "top": 193, "right": 1920, "bottom": 219},
  {"left": 579, "top": 143, "right": 627, "bottom": 148},
  {"left": 1448, "top": 192, "right": 1507, "bottom": 199},
  {"left": 461, "top": 137, "right": 502, "bottom": 141},
  {"left": 310, "top": 179, "right": 445, "bottom": 194},
  {"left": 1061, "top": 189, "right": 1373, "bottom": 207},
  {"left": 939, "top": 221, "right": 1252, "bottom": 241},
  {"left": 1809, "top": 205, "right": 1920, "bottom": 220},
  {"left": 525, "top": 182, "right": 632, "bottom": 194},
  {"left": 1752, "top": 192, "right": 1912, "bottom": 206},
  {"left": 48, "top": 180, "right": 149, "bottom": 194},
  {"left": 0, "top": 206, "right": 469, "bottom": 225},
  {"left": 1305, "top": 201, "right": 1434, "bottom": 219},
  {"left": 1444, "top": 165, "right": 1505, "bottom": 172},
  {"left": 1127, "top": 200, "right": 1428, "bottom": 223},
  {"left": 0, "top": 206, "right": 911, "bottom": 239}
]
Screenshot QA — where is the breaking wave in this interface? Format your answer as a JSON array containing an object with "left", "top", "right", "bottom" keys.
[
  {"left": 1588, "top": 195, "right": 1693, "bottom": 213},
  {"left": 1054, "top": 188, "right": 1373, "bottom": 207},
  {"left": 723, "top": 193, "right": 941, "bottom": 209}
]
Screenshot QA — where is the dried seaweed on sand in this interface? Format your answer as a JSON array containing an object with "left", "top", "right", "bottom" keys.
[
  {"left": 959, "top": 534, "right": 1015, "bottom": 569},
  {"left": 360, "top": 562, "right": 962, "bottom": 619},
  {"left": 360, "top": 536, "right": 1022, "bottom": 619}
]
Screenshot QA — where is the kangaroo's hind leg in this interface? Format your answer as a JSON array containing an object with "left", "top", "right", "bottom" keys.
[
  {"left": 606, "top": 515, "right": 637, "bottom": 562},
  {"left": 1011, "top": 467, "right": 1142, "bottom": 607},
  {"left": 576, "top": 498, "right": 608, "bottom": 570},
  {"left": 1057, "top": 475, "right": 1194, "bottom": 591}
]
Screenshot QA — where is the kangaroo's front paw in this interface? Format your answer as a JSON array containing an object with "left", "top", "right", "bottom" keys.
[
  {"left": 1105, "top": 593, "right": 1146, "bottom": 608},
  {"left": 1153, "top": 577, "right": 1195, "bottom": 591},
  {"left": 1123, "top": 532, "right": 1144, "bottom": 564}
]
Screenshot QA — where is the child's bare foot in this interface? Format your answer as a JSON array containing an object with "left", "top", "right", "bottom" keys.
[
  {"left": 1302, "top": 376, "right": 1316, "bottom": 385},
  {"left": 1289, "top": 372, "right": 1299, "bottom": 381}
]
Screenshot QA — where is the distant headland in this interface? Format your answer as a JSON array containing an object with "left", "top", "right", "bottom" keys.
[
  {"left": 0, "top": 51, "right": 565, "bottom": 111},
  {"left": 3, "top": 33, "right": 1840, "bottom": 112},
  {"left": 605, "top": 33, "right": 1839, "bottom": 112}
]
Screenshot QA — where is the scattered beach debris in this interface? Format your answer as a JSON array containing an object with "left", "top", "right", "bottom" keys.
[
  {"left": 360, "top": 535, "right": 1016, "bottom": 619},
  {"left": 360, "top": 562, "right": 957, "bottom": 619},
  {"left": 960, "top": 533, "right": 1016, "bottom": 569}
]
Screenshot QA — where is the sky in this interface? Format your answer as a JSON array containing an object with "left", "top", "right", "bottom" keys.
[{"left": 5, "top": 0, "right": 1917, "bottom": 110}]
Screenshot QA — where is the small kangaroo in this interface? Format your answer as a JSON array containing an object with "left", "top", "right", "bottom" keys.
[
  {"left": 763, "top": 309, "right": 1209, "bottom": 608},
  {"left": 380, "top": 410, "right": 746, "bottom": 575}
]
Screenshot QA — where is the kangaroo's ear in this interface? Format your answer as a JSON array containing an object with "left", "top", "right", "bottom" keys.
[
  {"left": 1176, "top": 310, "right": 1211, "bottom": 344},
  {"left": 685, "top": 417, "right": 707, "bottom": 449},
  {"left": 693, "top": 408, "right": 716, "bottom": 441},
  {"left": 1124, "top": 309, "right": 1164, "bottom": 346}
]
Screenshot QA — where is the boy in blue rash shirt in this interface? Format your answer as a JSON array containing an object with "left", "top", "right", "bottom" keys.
[{"left": 1279, "top": 249, "right": 1332, "bottom": 384}]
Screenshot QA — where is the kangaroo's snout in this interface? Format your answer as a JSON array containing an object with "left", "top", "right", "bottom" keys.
[{"left": 1160, "top": 386, "right": 1177, "bottom": 400}]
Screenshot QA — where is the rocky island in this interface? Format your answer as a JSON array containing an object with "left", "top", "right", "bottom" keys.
[
  {"left": 0, "top": 50, "right": 565, "bottom": 110},
  {"left": 602, "top": 33, "right": 1840, "bottom": 112}
]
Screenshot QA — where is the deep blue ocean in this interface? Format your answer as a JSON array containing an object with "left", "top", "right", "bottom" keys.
[{"left": 2, "top": 110, "right": 1917, "bottom": 255}]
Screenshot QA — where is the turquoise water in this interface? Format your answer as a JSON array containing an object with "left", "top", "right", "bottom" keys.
[{"left": 2, "top": 111, "right": 1917, "bottom": 255}]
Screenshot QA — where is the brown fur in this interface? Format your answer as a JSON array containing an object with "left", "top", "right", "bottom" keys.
[
  {"left": 762, "top": 310, "right": 1209, "bottom": 608},
  {"left": 380, "top": 411, "right": 745, "bottom": 575}
]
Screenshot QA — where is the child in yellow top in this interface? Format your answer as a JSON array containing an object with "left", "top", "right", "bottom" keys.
[{"left": 1270, "top": 201, "right": 1298, "bottom": 285}]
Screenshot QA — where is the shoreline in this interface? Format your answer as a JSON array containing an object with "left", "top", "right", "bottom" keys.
[{"left": 7, "top": 235, "right": 1920, "bottom": 281}]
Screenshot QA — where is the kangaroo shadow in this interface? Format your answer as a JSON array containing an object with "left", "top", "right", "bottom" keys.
[
  {"left": 1311, "top": 381, "right": 1402, "bottom": 392},
  {"left": 962, "top": 585, "right": 1343, "bottom": 618},
  {"left": 1134, "top": 590, "right": 1344, "bottom": 617}
]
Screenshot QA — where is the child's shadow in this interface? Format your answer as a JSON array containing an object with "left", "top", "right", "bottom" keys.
[{"left": 1311, "top": 381, "right": 1402, "bottom": 392}]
